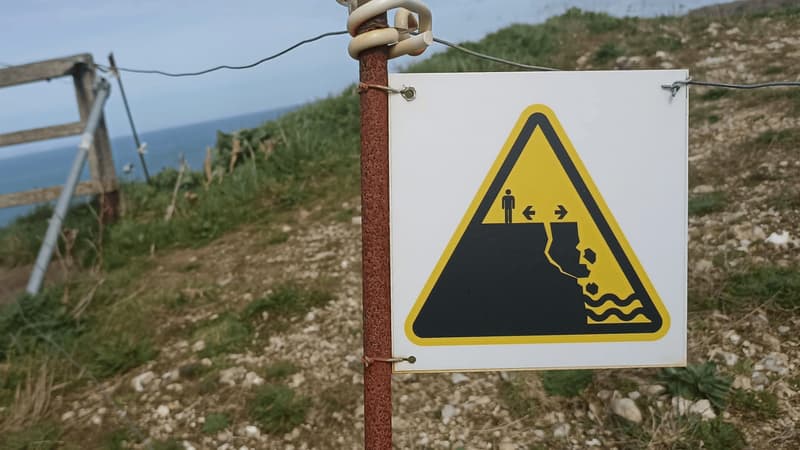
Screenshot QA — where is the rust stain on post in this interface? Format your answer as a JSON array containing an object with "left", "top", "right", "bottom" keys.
[{"left": 357, "top": 4, "right": 392, "bottom": 449}]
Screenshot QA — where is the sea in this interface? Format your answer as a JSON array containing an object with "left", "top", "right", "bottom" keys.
[{"left": 0, "top": 106, "right": 293, "bottom": 226}]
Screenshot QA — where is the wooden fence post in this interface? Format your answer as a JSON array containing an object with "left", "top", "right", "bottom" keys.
[{"left": 72, "top": 57, "right": 119, "bottom": 222}]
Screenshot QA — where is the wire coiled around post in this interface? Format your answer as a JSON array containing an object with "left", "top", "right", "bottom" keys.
[{"left": 343, "top": 0, "right": 433, "bottom": 60}]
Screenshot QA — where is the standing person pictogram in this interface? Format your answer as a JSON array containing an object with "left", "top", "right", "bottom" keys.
[{"left": 502, "top": 189, "right": 515, "bottom": 224}]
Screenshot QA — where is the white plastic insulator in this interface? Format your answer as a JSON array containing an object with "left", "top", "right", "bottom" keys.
[
  {"left": 348, "top": 28, "right": 400, "bottom": 59},
  {"left": 346, "top": 0, "right": 433, "bottom": 60}
]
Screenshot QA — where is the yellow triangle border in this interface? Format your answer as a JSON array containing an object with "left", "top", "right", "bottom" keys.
[{"left": 404, "top": 104, "right": 670, "bottom": 346}]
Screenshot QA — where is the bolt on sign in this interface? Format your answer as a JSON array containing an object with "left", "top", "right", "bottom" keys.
[{"left": 389, "top": 71, "right": 688, "bottom": 372}]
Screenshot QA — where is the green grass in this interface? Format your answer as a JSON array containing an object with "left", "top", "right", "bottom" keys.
[
  {"left": 318, "top": 382, "right": 360, "bottom": 416},
  {"left": 699, "top": 88, "right": 730, "bottom": 101},
  {"left": 753, "top": 129, "right": 800, "bottom": 147},
  {"left": 593, "top": 42, "right": 624, "bottom": 64},
  {"left": 740, "top": 88, "right": 800, "bottom": 116},
  {"left": 729, "top": 389, "right": 779, "bottom": 420},
  {"left": 726, "top": 266, "right": 800, "bottom": 308},
  {"left": 242, "top": 283, "right": 333, "bottom": 323},
  {"left": 192, "top": 314, "right": 251, "bottom": 358},
  {"left": 103, "top": 428, "right": 133, "bottom": 450},
  {"left": 85, "top": 334, "right": 157, "bottom": 378},
  {"left": 248, "top": 384, "right": 310, "bottom": 434},
  {"left": 541, "top": 370, "right": 594, "bottom": 397},
  {"left": 0, "top": 422, "right": 61, "bottom": 450},
  {"left": 767, "top": 190, "right": 800, "bottom": 210},
  {"left": 202, "top": 412, "right": 230, "bottom": 434},
  {"left": 678, "top": 418, "right": 746, "bottom": 450},
  {"left": 688, "top": 192, "right": 726, "bottom": 216},
  {"left": 0, "top": 282, "right": 162, "bottom": 379},
  {"left": 264, "top": 361, "right": 298, "bottom": 380},
  {"left": 151, "top": 439, "right": 184, "bottom": 450},
  {"left": 178, "top": 362, "right": 211, "bottom": 380},
  {"left": 498, "top": 379, "right": 537, "bottom": 418},
  {"left": 0, "top": 289, "right": 80, "bottom": 361}
]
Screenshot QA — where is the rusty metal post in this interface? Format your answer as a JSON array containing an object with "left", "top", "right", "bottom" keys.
[{"left": 356, "top": 0, "right": 392, "bottom": 448}]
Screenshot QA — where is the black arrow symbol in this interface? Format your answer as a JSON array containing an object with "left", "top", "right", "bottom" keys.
[
  {"left": 523, "top": 205, "right": 536, "bottom": 221},
  {"left": 554, "top": 204, "right": 568, "bottom": 220}
]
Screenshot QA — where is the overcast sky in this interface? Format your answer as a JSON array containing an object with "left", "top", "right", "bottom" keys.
[{"left": 1, "top": 0, "right": 728, "bottom": 155}]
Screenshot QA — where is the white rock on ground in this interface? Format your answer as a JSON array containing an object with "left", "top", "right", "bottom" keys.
[
  {"left": 689, "top": 399, "right": 717, "bottom": 421},
  {"left": 759, "top": 353, "right": 790, "bottom": 375},
  {"left": 441, "top": 404, "right": 458, "bottom": 424},
  {"left": 192, "top": 340, "right": 206, "bottom": 352},
  {"left": 610, "top": 397, "right": 642, "bottom": 423},
  {"left": 219, "top": 367, "right": 246, "bottom": 386},
  {"left": 672, "top": 396, "right": 693, "bottom": 416},
  {"left": 243, "top": 371, "right": 265, "bottom": 388},
  {"left": 156, "top": 404, "right": 170, "bottom": 418},
  {"left": 131, "top": 371, "right": 156, "bottom": 392},
  {"left": 642, "top": 384, "right": 666, "bottom": 396},
  {"left": 553, "top": 423, "right": 571, "bottom": 438},
  {"left": 498, "top": 437, "right": 515, "bottom": 450},
  {"left": 765, "top": 231, "right": 791, "bottom": 247}
]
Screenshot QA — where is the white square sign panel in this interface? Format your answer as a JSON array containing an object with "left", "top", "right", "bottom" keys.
[{"left": 389, "top": 70, "right": 688, "bottom": 373}]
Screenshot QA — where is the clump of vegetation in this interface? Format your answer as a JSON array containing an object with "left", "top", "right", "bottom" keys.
[
  {"left": 729, "top": 389, "right": 779, "bottom": 420},
  {"left": 242, "top": 283, "right": 333, "bottom": 331},
  {"left": 202, "top": 412, "right": 230, "bottom": 434},
  {"left": 264, "top": 361, "right": 298, "bottom": 380},
  {"left": 498, "top": 379, "right": 538, "bottom": 418},
  {"left": 178, "top": 362, "right": 211, "bottom": 380},
  {"left": 753, "top": 128, "right": 800, "bottom": 147},
  {"left": 658, "top": 363, "right": 731, "bottom": 410},
  {"left": 85, "top": 334, "right": 157, "bottom": 378},
  {"left": 248, "top": 384, "right": 310, "bottom": 434},
  {"left": 688, "top": 192, "right": 726, "bottom": 216},
  {"left": 318, "top": 382, "right": 361, "bottom": 416},
  {"left": 151, "top": 439, "right": 184, "bottom": 450},
  {"left": 593, "top": 42, "right": 624, "bottom": 64},
  {"left": 192, "top": 314, "right": 251, "bottom": 357},
  {"left": 0, "top": 290, "right": 80, "bottom": 361},
  {"left": 726, "top": 266, "right": 800, "bottom": 308},
  {"left": 678, "top": 417, "right": 746, "bottom": 450},
  {"left": 541, "top": 370, "right": 594, "bottom": 397},
  {"left": 699, "top": 88, "right": 730, "bottom": 101},
  {"left": 1, "top": 422, "right": 61, "bottom": 450}
]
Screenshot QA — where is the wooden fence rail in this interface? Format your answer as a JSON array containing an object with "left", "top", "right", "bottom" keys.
[{"left": 0, "top": 53, "right": 118, "bottom": 221}]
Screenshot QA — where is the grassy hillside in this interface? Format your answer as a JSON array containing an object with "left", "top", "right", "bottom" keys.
[{"left": 2, "top": 6, "right": 800, "bottom": 449}]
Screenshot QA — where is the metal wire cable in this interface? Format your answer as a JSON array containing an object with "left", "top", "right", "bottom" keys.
[
  {"left": 431, "top": 38, "right": 800, "bottom": 91},
  {"left": 95, "top": 30, "right": 349, "bottom": 77},
  {"left": 431, "top": 37, "right": 559, "bottom": 72},
  {"left": 667, "top": 79, "right": 800, "bottom": 90}
]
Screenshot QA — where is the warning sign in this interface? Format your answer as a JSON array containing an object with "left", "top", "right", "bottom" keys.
[
  {"left": 390, "top": 70, "right": 687, "bottom": 373},
  {"left": 406, "top": 105, "right": 669, "bottom": 345}
]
